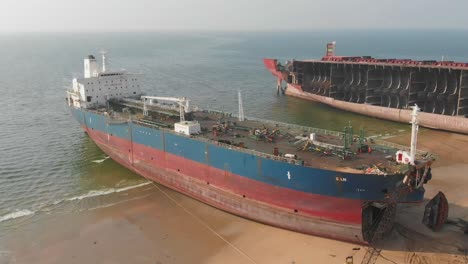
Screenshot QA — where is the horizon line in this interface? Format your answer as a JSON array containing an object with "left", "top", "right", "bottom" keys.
[{"left": 1, "top": 28, "right": 468, "bottom": 34}]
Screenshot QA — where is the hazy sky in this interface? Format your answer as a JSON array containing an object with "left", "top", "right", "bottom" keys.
[{"left": 0, "top": 0, "right": 466, "bottom": 32}]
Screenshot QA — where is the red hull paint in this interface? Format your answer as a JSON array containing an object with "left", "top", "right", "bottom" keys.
[
  {"left": 263, "top": 59, "right": 290, "bottom": 81},
  {"left": 84, "top": 126, "right": 366, "bottom": 243}
]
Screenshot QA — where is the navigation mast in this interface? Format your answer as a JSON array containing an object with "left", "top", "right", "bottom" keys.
[
  {"left": 100, "top": 50, "right": 108, "bottom": 72},
  {"left": 238, "top": 90, "right": 245, "bottom": 122}
]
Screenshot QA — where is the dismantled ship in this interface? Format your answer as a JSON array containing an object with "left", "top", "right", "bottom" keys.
[
  {"left": 67, "top": 53, "right": 434, "bottom": 244},
  {"left": 264, "top": 42, "right": 468, "bottom": 134}
]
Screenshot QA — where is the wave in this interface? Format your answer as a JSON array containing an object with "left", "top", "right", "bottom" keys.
[
  {"left": 67, "top": 182, "right": 152, "bottom": 201},
  {"left": 91, "top": 156, "right": 110, "bottom": 163},
  {"left": 0, "top": 182, "right": 152, "bottom": 223},
  {"left": 0, "top": 209, "right": 35, "bottom": 222},
  {"left": 87, "top": 193, "right": 152, "bottom": 212}
]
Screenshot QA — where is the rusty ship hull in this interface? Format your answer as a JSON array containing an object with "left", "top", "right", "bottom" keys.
[
  {"left": 69, "top": 105, "right": 428, "bottom": 244},
  {"left": 263, "top": 43, "right": 468, "bottom": 134}
]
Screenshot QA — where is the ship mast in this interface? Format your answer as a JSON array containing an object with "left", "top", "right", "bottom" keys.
[
  {"left": 409, "top": 104, "right": 420, "bottom": 165},
  {"left": 100, "top": 50, "right": 108, "bottom": 72},
  {"left": 238, "top": 90, "right": 245, "bottom": 122}
]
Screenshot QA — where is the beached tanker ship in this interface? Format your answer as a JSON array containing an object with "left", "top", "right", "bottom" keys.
[
  {"left": 264, "top": 42, "right": 468, "bottom": 134},
  {"left": 67, "top": 53, "right": 435, "bottom": 244}
]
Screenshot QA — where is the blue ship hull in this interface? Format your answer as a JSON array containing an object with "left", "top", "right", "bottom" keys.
[{"left": 70, "top": 107, "right": 425, "bottom": 243}]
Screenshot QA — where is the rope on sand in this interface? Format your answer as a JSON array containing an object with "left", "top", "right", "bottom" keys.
[{"left": 151, "top": 182, "right": 258, "bottom": 264}]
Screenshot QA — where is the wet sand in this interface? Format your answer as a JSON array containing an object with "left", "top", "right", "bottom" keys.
[{"left": 2, "top": 129, "right": 468, "bottom": 264}]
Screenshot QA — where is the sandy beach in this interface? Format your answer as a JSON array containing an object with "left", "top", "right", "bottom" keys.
[{"left": 2, "top": 129, "right": 467, "bottom": 264}]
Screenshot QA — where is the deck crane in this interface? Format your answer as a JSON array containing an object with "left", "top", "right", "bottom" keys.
[{"left": 141, "top": 96, "right": 190, "bottom": 122}]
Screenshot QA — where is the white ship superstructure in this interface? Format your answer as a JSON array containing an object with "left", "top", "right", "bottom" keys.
[{"left": 67, "top": 53, "right": 143, "bottom": 108}]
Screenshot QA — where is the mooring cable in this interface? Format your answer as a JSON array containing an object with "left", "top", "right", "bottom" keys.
[{"left": 151, "top": 182, "right": 258, "bottom": 264}]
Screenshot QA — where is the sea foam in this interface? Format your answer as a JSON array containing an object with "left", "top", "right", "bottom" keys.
[
  {"left": 91, "top": 156, "right": 110, "bottom": 163},
  {"left": 0, "top": 182, "right": 152, "bottom": 223},
  {"left": 0, "top": 209, "right": 35, "bottom": 222},
  {"left": 67, "top": 182, "right": 152, "bottom": 201}
]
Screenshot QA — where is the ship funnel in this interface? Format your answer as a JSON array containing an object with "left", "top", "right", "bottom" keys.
[
  {"left": 84, "top": 55, "right": 99, "bottom": 78},
  {"left": 326, "top": 42, "right": 336, "bottom": 57}
]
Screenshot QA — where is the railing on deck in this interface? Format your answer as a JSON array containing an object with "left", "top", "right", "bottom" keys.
[
  {"left": 372, "top": 139, "right": 435, "bottom": 159},
  {"left": 103, "top": 106, "right": 435, "bottom": 165},
  {"left": 202, "top": 109, "right": 344, "bottom": 137},
  {"left": 132, "top": 118, "right": 304, "bottom": 166},
  {"left": 201, "top": 109, "right": 435, "bottom": 160}
]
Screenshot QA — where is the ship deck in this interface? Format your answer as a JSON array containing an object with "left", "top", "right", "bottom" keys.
[
  {"left": 190, "top": 112, "right": 412, "bottom": 174},
  {"left": 299, "top": 58, "right": 468, "bottom": 70},
  {"left": 100, "top": 100, "right": 433, "bottom": 175}
]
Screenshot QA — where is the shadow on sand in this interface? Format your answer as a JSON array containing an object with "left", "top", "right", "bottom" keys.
[{"left": 368, "top": 198, "right": 468, "bottom": 264}]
